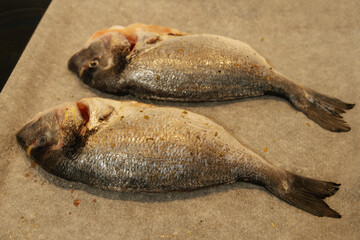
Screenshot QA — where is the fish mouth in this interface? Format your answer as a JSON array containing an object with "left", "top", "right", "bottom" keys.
[
  {"left": 68, "top": 53, "right": 82, "bottom": 77},
  {"left": 16, "top": 128, "right": 27, "bottom": 150},
  {"left": 16, "top": 122, "right": 37, "bottom": 157},
  {"left": 16, "top": 130, "right": 33, "bottom": 157},
  {"left": 68, "top": 54, "right": 91, "bottom": 78},
  {"left": 16, "top": 112, "right": 42, "bottom": 152}
]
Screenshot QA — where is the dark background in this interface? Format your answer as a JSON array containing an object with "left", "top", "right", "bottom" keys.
[{"left": 0, "top": 0, "right": 51, "bottom": 92}]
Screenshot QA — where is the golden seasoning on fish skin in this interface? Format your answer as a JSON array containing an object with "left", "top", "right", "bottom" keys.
[
  {"left": 17, "top": 98, "right": 341, "bottom": 218},
  {"left": 68, "top": 23, "right": 354, "bottom": 132}
]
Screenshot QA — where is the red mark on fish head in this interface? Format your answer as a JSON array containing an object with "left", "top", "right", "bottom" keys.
[{"left": 76, "top": 101, "right": 90, "bottom": 124}]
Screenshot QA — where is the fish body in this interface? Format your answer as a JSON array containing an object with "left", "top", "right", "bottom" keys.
[
  {"left": 121, "top": 34, "right": 279, "bottom": 101},
  {"left": 68, "top": 24, "right": 354, "bottom": 132},
  {"left": 17, "top": 98, "right": 341, "bottom": 217}
]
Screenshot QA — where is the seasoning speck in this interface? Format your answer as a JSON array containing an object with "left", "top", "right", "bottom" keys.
[
  {"left": 73, "top": 199, "right": 81, "bottom": 207},
  {"left": 144, "top": 115, "right": 149, "bottom": 120},
  {"left": 306, "top": 122, "right": 311, "bottom": 127},
  {"left": 264, "top": 147, "right": 268, "bottom": 152}
]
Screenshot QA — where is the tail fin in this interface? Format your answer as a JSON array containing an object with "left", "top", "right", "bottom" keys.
[
  {"left": 289, "top": 87, "right": 354, "bottom": 132},
  {"left": 267, "top": 171, "right": 341, "bottom": 218},
  {"left": 267, "top": 72, "right": 354, "bottom": 132}
]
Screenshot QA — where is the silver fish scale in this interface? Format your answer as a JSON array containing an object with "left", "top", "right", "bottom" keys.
[
  {"left": 68, "top": 105, "right": 274, "bottom": 192},
  {"left": 122, "top": 34, "right": 273, "bottom": 101}
]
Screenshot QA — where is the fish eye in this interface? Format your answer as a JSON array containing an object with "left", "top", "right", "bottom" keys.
[
  {"left": 36, "top": 136, "right": 47, "bottom": 147},
  {"left": 88, "top": 58, "right": 99, "bottom": 70}
]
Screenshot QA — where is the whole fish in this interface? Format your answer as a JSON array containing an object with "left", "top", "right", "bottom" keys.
[
  {"left": 17, "top": 98, "right": 340, "bottom": 218},
  {"left": 68, "top": 23, "right": 354, "bottom": 132}
]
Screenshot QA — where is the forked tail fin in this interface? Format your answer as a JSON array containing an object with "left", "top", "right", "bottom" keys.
[
  {"left": 267, "top": 171, "right": 341, "bottom": 218},
  {"left": 290, "top": 87, "right": 354, "bottom": 132},
  {"left": 267, "top": 72, "right": 354, "bottom": 132}
]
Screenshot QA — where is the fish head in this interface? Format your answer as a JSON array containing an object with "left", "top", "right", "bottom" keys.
[
  {"left": 68, "top": 31, "right": 131, "bottom": 90},
  {"left": 16, "top": 102, "right": 87, "bottom": 173}
]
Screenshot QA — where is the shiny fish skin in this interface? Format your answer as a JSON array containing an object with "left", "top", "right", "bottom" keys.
[
  {"left": 68, "top": 24, "right": 354, "bottom": 132},
  {"left": 17, "top": 98, "right": 341, "bottom": 218},
  {"left": 123, "top": 34, "right": 274, "bottom": 101}
]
